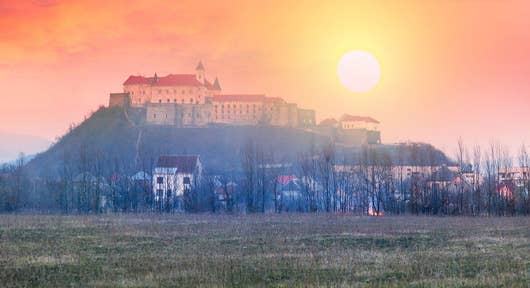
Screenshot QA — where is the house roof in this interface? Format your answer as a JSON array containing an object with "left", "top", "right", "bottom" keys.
[
  {"left": 212, "top": 94, "right": 265, "bottom": 102},
  {"left": 131, "top": 171, "right": 151, "bottom": 181},
  {"left": 319, "top": 118, "right": 338, "bottom": 126},
  {"left": 156, "top": 155, "right": 199, "bottom": 174},
  {"left": 277, "top": 175, "right": 297, "bottom": 185},
  {"left": 340, "top": 114, "right": 380, "bottom": 124},
  {"left": 124, "top": 74, "right": 220, "bottom": 90}
]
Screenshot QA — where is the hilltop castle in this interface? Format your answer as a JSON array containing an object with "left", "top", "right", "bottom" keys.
[
  {"left": 108, "top": 61, "right": 380, "bottom": 144},
  {"left": 109, "top": 62, "right": 315, "bottom": 128}
]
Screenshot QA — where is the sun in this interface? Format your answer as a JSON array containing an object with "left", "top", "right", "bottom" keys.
[{"left": 337, "top": 50, "right": 380, "bottom": 92}]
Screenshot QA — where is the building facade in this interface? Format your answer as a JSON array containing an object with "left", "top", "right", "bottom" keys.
[
  {"left": 152, "top": 155, "right": 202, "bottom": 210},
  {"left": 318, "top": 114, "right": 381, "bottom": 145},
  {"left": 109, "top": 62, "right": 316, "bottom": 129}
]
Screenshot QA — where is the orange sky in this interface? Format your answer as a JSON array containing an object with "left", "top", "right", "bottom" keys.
[{"left": 1, "top": 0, "right": 529, "bottom": 154}]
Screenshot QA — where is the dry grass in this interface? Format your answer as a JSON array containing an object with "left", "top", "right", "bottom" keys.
[{"left": 0, "top": 214, "right": 529, "bottom": 287}]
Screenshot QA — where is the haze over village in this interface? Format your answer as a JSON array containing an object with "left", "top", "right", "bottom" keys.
[{"left": 0, "top": 1, "right": 529, "bottom": 287}]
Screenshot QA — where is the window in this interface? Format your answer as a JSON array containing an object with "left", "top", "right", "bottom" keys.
[
  {"left": 166, "top": 89, "right": 169, "bottom": 94},
  {"left": 153, "top": 113, "right": 157, "bottom": 118},
  {"left": 158, "top": 89, "right": 161, "bottom": 94},
  {"left": 183, "top": 177, "right": 191, "bottom": 184},
  {"left": 174, "top": 99, "right": 177, "bottom": 102},
  {"left": 173, "top": 89, "right": 177, "bottom": 94},
  {"left": 157, "top": 177, "right": 164, "bottom": 184},
  {"left": 190, "top": 98, "right": 193, "bottom": 103},
  {"left": 158, "top": 99, "right": 162, "bottom": 103},
  {"left": 157, "top": 189, "right": 163, "bottom": 198},
  {"left": 167, "top": 189, "right": 172, "bottom": 198},
  {"left": 182, "top": 90, "right": 185, "bottom": 94},
  {"left": 167, "top": 99, "right": 170, "bottom": 103}
]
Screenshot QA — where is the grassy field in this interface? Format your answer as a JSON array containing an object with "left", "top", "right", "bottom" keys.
[{"left": 0, "top": 215, "right": 528, "bottom": 287}]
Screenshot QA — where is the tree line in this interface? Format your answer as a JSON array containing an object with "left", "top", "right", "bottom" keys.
[{"left": 1, "top": 139, "right": 529, "bottom": 216}]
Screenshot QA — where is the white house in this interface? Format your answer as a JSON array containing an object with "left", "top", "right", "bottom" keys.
[
  {"left": 152, "top": 155, "right": 202, "bottom": 209},
  {"left": 339, "top": 114, "right": 379, "bottom": 131}
]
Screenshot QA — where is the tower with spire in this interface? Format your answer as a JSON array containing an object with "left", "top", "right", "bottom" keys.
[
  {"left": 195, "top": 61, "right": 205, "bottom": 84},
  {"left": 213, "top": 77, "right": 221, "bottom": 91}
]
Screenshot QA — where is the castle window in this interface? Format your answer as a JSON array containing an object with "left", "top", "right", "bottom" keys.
[
  {"left": 166, "top": 89, "right": 169, "bottom": 94},
  {"left": 167, "top": 99, "right": 170, "bottom": 103},
  {"left": 165, "top": 114, "right": 167, "bottom": 118},
  {"left": 158, "top": 99, "right": 162, "bottom": 103},
  {"left": 190, "top": 98, "right": 193, "bottom": 103},
  {"left": 174, "top": 99, "right": 177, "bottom": 102},
  {"left": 182, "top": 90, "right": 185, "bottom": 94},
  {"left": 173, "top": 89, "right": 177, "bottom": 94},
  {"left": 153, "top": 113, "right": 157, "bottom": 118},
  {"left": 131, "top": 91, "right": 134, "bottom": 95},
  {"left": 182, "top": 99, "right": 185, "bottom": 104},
  {"left": 158, "top": 90, "right": 161, "bottom": 94}
]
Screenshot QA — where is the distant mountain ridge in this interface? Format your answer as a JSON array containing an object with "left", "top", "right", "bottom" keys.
[{"left": 0, "top": 131, "right": 51, "bottom": 164}]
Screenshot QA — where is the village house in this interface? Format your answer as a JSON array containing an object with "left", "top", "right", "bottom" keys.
[
  {"left": 318, "top": 114, "right": 381, "bottom": 145},
  {"left": 152, "top": 155, "right": 202, "bottom": 210}
]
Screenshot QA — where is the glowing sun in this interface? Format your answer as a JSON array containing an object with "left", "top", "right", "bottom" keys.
[{"left": 337, "top": 50, "right": 380, "bottom": 92}]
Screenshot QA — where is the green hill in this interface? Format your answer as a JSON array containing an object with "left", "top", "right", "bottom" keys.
[{"left": 26, "top": 106, "right": 452, "bottom": 178}]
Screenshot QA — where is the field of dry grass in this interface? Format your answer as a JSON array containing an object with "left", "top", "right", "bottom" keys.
[{"left": 0, "top": 214, "right": 528, "bottom": 287}]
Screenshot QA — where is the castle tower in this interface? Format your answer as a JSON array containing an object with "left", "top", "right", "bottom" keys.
[
  {"left": 195, "top": 61, "right": 205, "bottom": 84},
  {"left": 213, "top": 77, "right": 221, "bottom": 91}
]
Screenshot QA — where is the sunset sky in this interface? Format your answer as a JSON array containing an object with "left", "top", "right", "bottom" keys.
[{"left": 1, "top": 0, "right": 529, "bottom": 155}]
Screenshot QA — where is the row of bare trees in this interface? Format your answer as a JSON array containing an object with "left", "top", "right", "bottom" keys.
[{"left": 0, "top": 139, "right": 529, "bottom": 215}]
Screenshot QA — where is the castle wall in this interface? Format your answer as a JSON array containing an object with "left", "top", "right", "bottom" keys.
[
  {"left": 146, "top": 103, "right": 179, "bottom": 125},
  {"left": 212, "top": 100, "right": 264, "bottom": 125},
  {"left": 297, "top": 108, "right": 316, "bottom": 128},
  {"left": 146, "top": 103, "right": 213, "bottom": 127},
  {"left": 109, "top": 93, "right": 130, "bottom": 108},
  {"left": 179, "top": 104, "right": 213, "bottom": 127},
  {"left": 336, "top": 129, "right": 381, "bottom": 145}
]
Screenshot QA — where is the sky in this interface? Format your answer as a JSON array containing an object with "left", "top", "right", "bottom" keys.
[{"left": 1, "top": 0, "right": 529, "bottom": 157}]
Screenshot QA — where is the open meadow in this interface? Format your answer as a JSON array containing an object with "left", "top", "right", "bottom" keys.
[{"left": 0, "top": 214, "right": 528, "bottom": 287}]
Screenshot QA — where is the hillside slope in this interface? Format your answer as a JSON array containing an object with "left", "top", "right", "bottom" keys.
[{"left": 27, "top": 107, "right": 451, "bottom": 178}]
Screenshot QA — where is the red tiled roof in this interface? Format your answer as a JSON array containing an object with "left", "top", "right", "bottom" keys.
[
  {"left": 123, "top": 75, "right": 152, "bottom": 85},
  {"left": 319, "top": 118, "right": 338, "bottom": 126},
  {"left": 156, "top": 155, "right": 199, "bottom": 173},
  {"left": 340, "top": 114, "right": 380, "bottom": 124},
  {"left": 277, "top": 175, "right": 297, "bottom": 185},
  {"left": 123, "top": 74, "right": 203, "bottom": 87},
  {"left": 155, "top": 74, "right": 202, "bottom": 86},
  {"left": 212, "top": 94, "right": 265, "bottom": 102}
]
